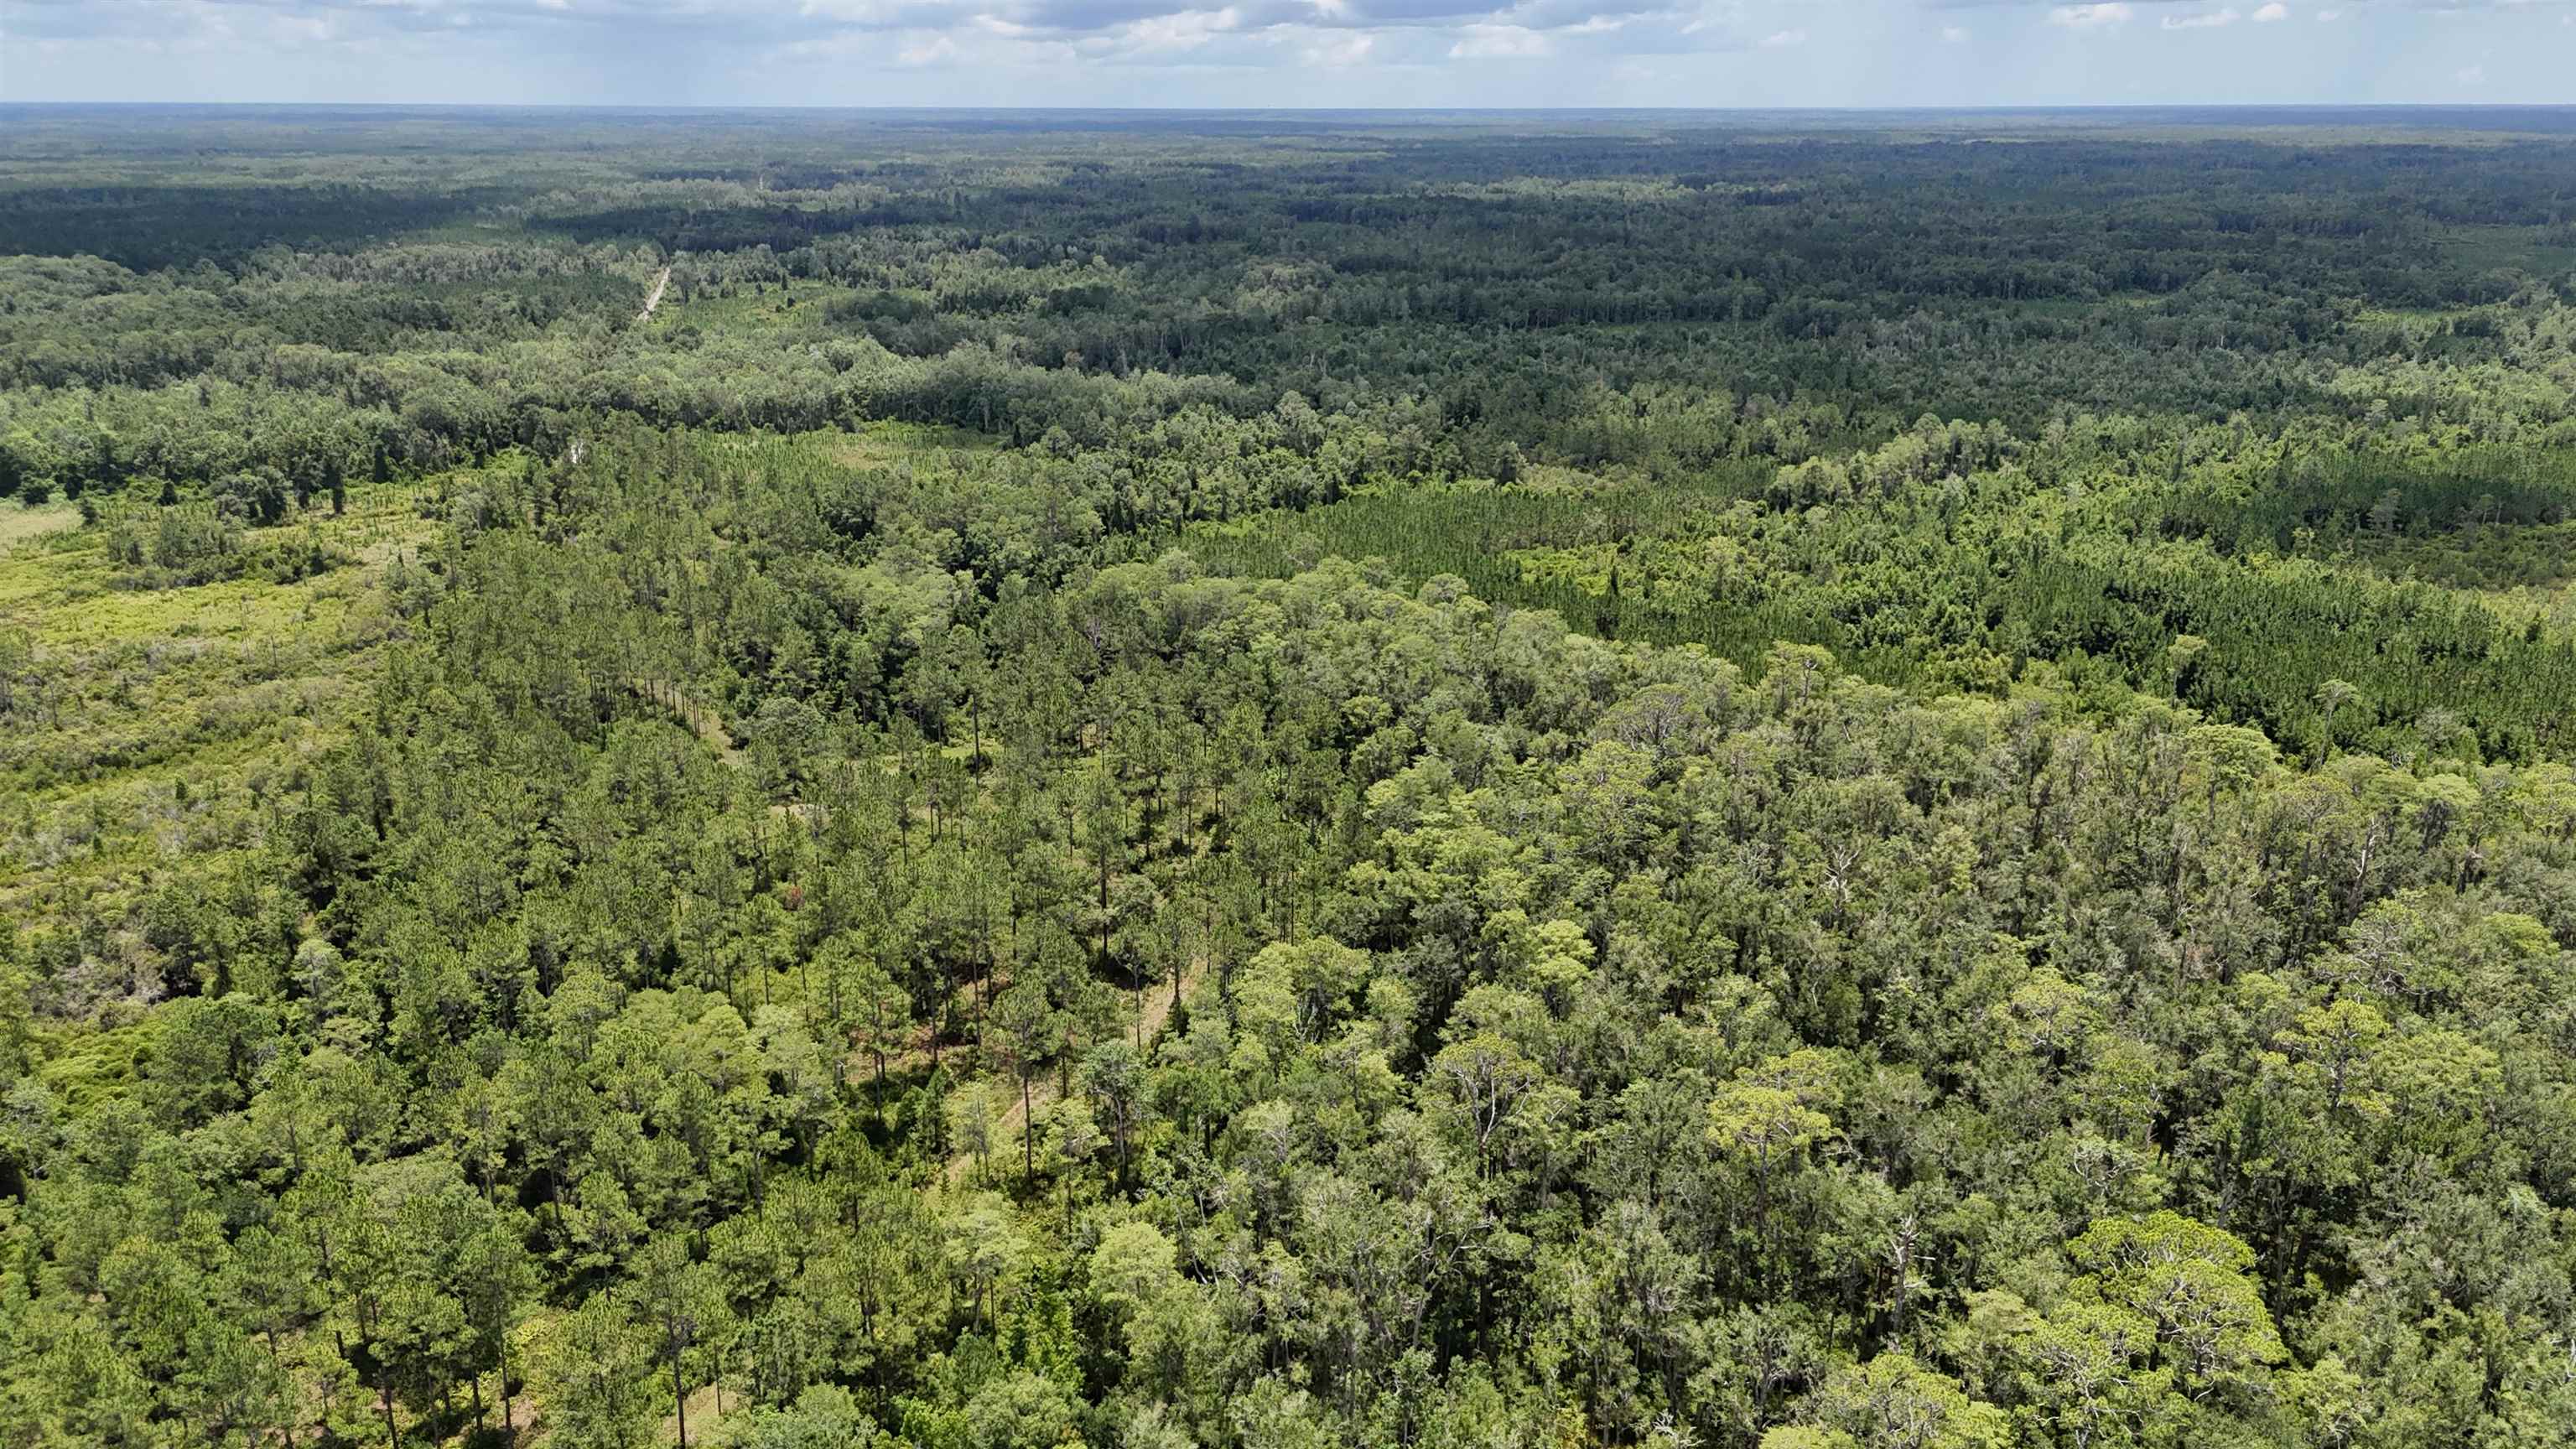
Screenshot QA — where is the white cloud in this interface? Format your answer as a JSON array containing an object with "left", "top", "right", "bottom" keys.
[
  {"left": 2049, "top": 3, "right": 2132, "bottom": 27},
  {"left": 1299, "top": 29, "right": 1372, "bottom": 61},
  {"left": 1122, "top": 5, "right": 1237, "bottom": 50},
  {"left": 3, "top": 0, "right": 2561, "bottom": 101},
  {"left": 1447, "top": 21, "right": 1546, "bottom": 55}
]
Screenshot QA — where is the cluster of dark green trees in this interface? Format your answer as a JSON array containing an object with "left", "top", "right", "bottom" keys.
[
  {"left": 4, "top": 108, "right": 2576, "bottom": 1449},
  {"left": 9, "top": 110, "right": 2576, "bottom": 506}
]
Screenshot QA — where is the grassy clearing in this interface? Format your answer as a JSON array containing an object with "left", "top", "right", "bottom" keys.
[
  {"left": 644, "top": 280, "right": 860, "bottom": 339},
  {"left": 681, "top": 420, "right": 994, "bottom": 477},
  {"left": 0, "top": 481, "right": 448, "bottom": 1017},
  {"left": 0, "top": 501, "right": 78, "bottom": 554},
  {"left": 811, "top": 418, "right": 995, "bottom": 465}
]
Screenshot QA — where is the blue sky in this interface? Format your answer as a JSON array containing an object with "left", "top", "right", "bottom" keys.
[{"left": 0, "top": 0, "right": 2568, "bottom": 106}]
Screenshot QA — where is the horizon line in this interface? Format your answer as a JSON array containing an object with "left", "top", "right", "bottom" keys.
[{"left": 8, "top": 101, "right": 2576, "bottom": 114}]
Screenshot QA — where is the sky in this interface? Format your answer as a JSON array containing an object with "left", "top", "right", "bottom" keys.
[{"left": 0, "top": 0, "right": 2569, "bottom": 107}]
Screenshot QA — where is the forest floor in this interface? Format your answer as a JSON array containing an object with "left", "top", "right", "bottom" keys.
[
  {"left": 626, "top": 674, "right": 741, "bottom": 761},
  {"left": 946, "top": 955, "right": 1208, "bottom": 1187},
  {"left": 658, "top": 1381, "right": 726, "bottom": 1446}
]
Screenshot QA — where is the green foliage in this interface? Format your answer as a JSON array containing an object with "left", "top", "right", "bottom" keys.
[{"left": 7, "top": 110, "right": 2576, "bottom": 1449}]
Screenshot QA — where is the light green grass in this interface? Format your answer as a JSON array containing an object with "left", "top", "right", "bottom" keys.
[
  {"left": 0, "top": 501, "right": 78, "bottom": 555},
  {"left": 0, "top": 481, "right": 449, "bottom": 958},
  {"left": 646, "top": 280, "right": 860, "bottom": 338}
]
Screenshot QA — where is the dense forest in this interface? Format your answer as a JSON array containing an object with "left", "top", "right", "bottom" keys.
[{"left": 4, "top": 106, "right": 2576, "bottom": 1449}]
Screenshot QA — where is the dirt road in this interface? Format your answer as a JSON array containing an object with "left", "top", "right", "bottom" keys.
[{"left": 636, "top": 264, "right": 671, "bottom": 323}]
